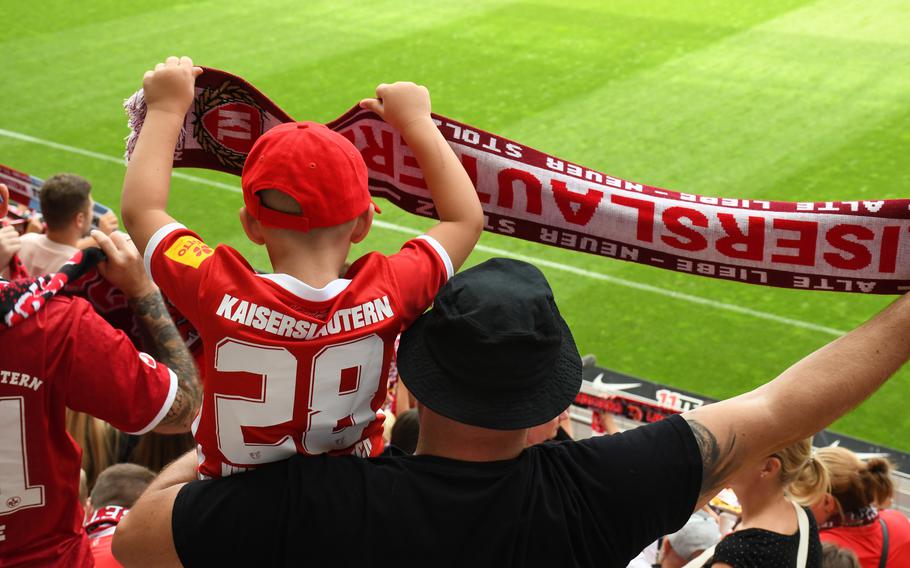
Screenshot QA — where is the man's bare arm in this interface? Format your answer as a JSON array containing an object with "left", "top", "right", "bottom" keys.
[
  {"left": 684, "top": 293, "right": 910, "bottom": 508},
  {"left": 128, "top": 289, "right": 200, "bottom": 433},
  {"left": 113, "top": 450, "right": 197, "bottom": 567},
  {"left": 683, "top": 416, "right": 741, "bottom": 508},
  {"left": 91, "top": 230, "right": 200, "bottom": 434}
]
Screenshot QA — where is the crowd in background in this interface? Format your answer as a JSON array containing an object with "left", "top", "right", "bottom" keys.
[{"left": 627, "top": 437, "right": 910, "bottom": 567}]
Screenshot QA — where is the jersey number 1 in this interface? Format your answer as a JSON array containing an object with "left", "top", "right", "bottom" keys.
[
  {"left": 0, "top": 397, "right": 45, "bottom": 515},
  {"left": 214, "top": 335, "right": 385, "bottom": 464}
]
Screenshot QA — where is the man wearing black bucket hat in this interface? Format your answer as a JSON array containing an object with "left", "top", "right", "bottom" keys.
[
  {"left": 115, "top": 258, "right": 910, "bottom": 568},
  {"left": 395, "top": 258, "right": 583, "bottom": 433}
]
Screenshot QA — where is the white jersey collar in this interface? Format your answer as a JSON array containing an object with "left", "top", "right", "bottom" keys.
[{"left": 257, "top": 273, "right": 351, "bottom": 302}]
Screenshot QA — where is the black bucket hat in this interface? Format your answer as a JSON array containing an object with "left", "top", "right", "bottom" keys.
[{"left": 397, "top": 258, "right": 582, "bottom": 430}]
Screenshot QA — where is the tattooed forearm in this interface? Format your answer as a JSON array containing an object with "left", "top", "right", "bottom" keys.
[
  {"left": 130, "top": 290, "right": 200, "bottom": 432},
  {"left": 685, "top": 418, "right": 739, "bottom": 501}
]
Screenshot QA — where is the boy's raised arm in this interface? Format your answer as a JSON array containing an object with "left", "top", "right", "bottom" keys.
[
  {"left": 360, "top": 83, "right": 483, "bottom": 271},
  {"left": 121, "top": 56, "right": 202, "bottom": 255}
]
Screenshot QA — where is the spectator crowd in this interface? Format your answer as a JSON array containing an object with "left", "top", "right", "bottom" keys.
[{"left": 1, "top": 56, "right": 909, "bottom": 567}]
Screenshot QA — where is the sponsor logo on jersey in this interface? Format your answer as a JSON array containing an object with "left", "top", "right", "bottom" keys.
[
  {"left": 215, "top": 293, "right": 395, "bottom": 339},
  {"left": 164, "top": 236, "right": 214, "bottom": 269}
]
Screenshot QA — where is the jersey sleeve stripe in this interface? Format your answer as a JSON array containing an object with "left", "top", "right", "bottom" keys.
[
  {"left": 416, "top": 234, "right": 454, "bottom": 280},
  {"left": 143, "top": 222, "right": 187, "bottom": 281},
  {"left": 126, "top": 366, "right": 179, "bottom": 435}
]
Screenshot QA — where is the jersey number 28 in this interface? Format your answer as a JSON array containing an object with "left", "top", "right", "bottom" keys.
[{"left": 213, "top": 335, "right": 384, "bottom": 465}]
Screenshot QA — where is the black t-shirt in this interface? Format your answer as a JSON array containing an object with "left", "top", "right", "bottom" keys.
[
  {"left": 707, "top": 507, "right": 822, "bottom": 567},
  {"left": 173, "top": 414, "right": 702, "bottom": 567}
]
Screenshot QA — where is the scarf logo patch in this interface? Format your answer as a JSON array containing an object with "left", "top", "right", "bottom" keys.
[{"left": 193, "top": 81, "right": 265, "bottom": 170}]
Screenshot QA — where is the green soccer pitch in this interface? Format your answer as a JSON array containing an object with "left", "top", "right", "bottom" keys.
[{"left": 2, "top": 0, "right": 908, "bottom": 449}]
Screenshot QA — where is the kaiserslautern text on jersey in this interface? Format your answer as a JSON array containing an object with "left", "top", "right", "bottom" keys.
[{"left": 215, "top": 293, "right": 394, "bottom": 339}]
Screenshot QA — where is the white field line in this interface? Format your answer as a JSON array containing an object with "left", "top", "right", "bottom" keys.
[
  {"left": 0, "top": 126, "right": 846, "bottom": 336},
  {"left": 0, "top": 128, "right": 240, "bottom": 192}
]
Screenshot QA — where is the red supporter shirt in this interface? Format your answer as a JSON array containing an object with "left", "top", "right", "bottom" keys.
[
  {"left": 85, "top": 505, "right": 128, "bottom": 568},
  {"left": 820, "top": 509, "right": 910, "bottom": 568},
  {"left": 145, "top": 223, "right": 451, "bottom": 478},
  {"left": 0, "top": 293, "right": 177, "bottom": 567}
]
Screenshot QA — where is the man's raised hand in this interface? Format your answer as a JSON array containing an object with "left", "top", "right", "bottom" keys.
[
  {"left": 0, "top": 225, "right": 22, "bottom": 268},
  {"left": 97, "top": 211, "right": 120, "bottom": 235},
  {"left": 143, "top": 56, "right": 203, "bottom": 117},
  {"left": 90, "top": 230, "right": 156, "bottom": 299}
]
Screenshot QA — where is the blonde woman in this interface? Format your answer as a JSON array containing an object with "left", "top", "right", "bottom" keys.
[
  {"left": 812, "top": 447, "right": 910, "bottom": 567},
  {"left": 690, "top": 438, "right": 829, "bottom": 567}
]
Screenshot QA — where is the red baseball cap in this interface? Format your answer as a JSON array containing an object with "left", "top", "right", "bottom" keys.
[{"left": 241, "top": 121, "right": 378, "bottom": 231}]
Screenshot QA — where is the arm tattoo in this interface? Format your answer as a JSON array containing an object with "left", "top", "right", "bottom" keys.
[
  {"left": 685, "top": 418, "right": 739, "bottom": 501},
  {"left": 130, "top": 290, "right": 201, "bottom": 431}
]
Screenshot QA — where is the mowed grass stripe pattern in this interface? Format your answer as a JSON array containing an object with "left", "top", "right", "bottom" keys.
[{"left": 0, "top": 0, "right": 907, "bottom": 448}]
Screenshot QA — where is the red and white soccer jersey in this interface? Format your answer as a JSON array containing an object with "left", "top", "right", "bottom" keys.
[
  {"left": 145, "top": 223, "right": 452, "bottom": 478},
  {"left": 0, "top": 293, "right": 177, "bottom": 567},
  {"left": 85, "top": 505, "right": 128, "bottom": 568}
]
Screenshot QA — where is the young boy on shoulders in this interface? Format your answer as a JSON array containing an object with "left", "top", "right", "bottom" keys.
[{"left": 121, "top": 56, "right": 483, "bottom": 478}]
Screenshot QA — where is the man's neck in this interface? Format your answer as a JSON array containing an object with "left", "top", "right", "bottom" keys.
[
  {"left": 45, "top": 228, "right": 80, "bottom": 248},
  {"left": 415, "top": 410, "right": 528, "bottom": 462}
]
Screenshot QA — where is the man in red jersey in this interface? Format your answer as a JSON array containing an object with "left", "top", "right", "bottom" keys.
[
  {"left": 0, "top": 181, "right": 200, "bottom": 567},
  {"left": 121, "top": 57, "right": 482, "bottom": 478},
  {"left": 84, "top": 464, "right": 155, "bottom": 568}
]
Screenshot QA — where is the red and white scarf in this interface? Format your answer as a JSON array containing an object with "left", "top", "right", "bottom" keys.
[
  {"left": 0, "top": 248, "right": 104, "bottom": 328},
  {"left": 124, "top": 68, "right": 910, "bottom": 295}
]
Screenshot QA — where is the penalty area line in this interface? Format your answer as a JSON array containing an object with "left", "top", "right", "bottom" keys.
[{"left": 0, "top": 126, "right": 845, "bottom": 336}]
